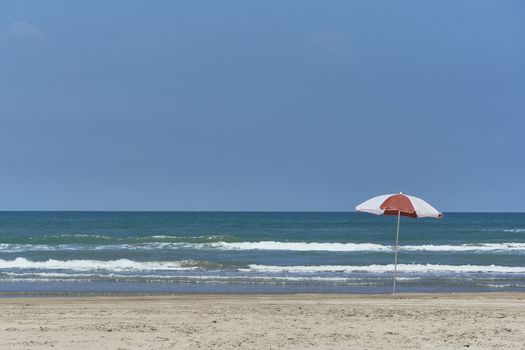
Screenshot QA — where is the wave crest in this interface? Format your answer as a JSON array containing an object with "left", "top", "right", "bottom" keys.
[
  {"left": 245, "top": 264, "right": 525, "bottom": 274},
  {"left": 0, "top": 258, "right": 221, "bottom": 271},
  {"left": 1, "top": 241, "right": 525, "bottom": 253},
  {"left": 209, "top": 241, "right": 525, "bottom": 252}
]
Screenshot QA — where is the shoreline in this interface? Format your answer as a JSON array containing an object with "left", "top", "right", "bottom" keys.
[{"left": 1, "top": 293, "right": 524, "bottom": 349}]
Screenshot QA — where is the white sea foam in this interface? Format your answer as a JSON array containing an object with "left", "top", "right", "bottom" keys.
[
  {"left": 0, "top": 258, "right": 198, "bottom": 272},
  {"left": 402, "top": 243, "right": 525, "bottom": 252},
  {"left": 503, "top": 229, "right": 525, "bottom": 233},
  {"left": 208, "top": 241, "right": 525, "bottom": 253},
  {"left": 150, "top": 235, "right": 173, "bottom": 239},
  {"left": 1, "top": 258, "right": 525, "bottom": 276},
  {"left": 244, "top": 264, "right": 525, "bottom": 274},
  {"left": 209, "top": 241, "right": 390, "bottom": 251},
  {"left": 2, "top": 241, "right": 525, "bottom": 253},
  {"left": 0, "top": 244, "right": 85, "bottom": 253}
]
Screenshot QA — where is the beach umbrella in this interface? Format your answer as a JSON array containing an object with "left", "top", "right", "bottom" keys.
[{"left": 355, "top": 192, "right": 443, "bottom": 294}]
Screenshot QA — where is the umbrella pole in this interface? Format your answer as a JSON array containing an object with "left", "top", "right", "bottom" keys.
[{"left": 393, "top": 210, "right": 401, "bottom": 294}]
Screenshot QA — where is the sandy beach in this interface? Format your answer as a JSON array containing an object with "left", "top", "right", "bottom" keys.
[{"left": 0, "top": 293, "right": 523, "bottom": 349}]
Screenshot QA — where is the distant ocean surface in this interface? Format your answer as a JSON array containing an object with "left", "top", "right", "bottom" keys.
[{"left": 1, "top": 212, "right": 525, "bottom": 295}]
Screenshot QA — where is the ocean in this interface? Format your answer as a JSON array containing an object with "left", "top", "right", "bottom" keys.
[{"left": 0, "top": 211, "right": 524, "bottom": 295}]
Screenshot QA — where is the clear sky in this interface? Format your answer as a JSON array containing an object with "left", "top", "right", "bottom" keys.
[{"left": 0, "top": 1, "right": 524, "bottom": 211}]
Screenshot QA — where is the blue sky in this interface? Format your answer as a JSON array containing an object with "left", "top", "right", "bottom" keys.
[{"left": 0, "top": 1, "right": 524, "bottom": 211}]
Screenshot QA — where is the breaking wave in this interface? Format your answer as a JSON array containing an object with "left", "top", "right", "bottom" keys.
[
  {"left": 2, "top": 241, "right": 525, "bottom": 253},
  {"left": 0, "top": 258, "right": 222, "bottom": 272},
  {"left": 245, "top": 264, "right": 525, "bottom": 274},
  {"left": 1, "top": 258, "right": 525, "bottom": 276},
  {"left": 211, "top": 241, "right": 525, "bottom": 252}
]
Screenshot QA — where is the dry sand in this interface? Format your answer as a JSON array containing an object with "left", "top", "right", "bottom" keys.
[{"left": 1, "top": 293, "right": 524, "bottom": 349}]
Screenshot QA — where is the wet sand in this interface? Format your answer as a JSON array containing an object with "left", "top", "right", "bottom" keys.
[{"left": 1, "top": 293, "right": 524, "bottom": 349}]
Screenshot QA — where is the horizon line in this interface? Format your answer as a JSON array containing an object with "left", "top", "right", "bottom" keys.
[{"left": 0, "top": 210, "right": 523, "bottom": 214}]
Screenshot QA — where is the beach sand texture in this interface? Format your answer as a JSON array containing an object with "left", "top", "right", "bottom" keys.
[{"left": 1, "top": 293, "right": 524, "bottom": 349}]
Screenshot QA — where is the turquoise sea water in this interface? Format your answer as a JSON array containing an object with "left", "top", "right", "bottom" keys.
[{"left": 0, "top": 212, "right": 524, "bottom": 294}]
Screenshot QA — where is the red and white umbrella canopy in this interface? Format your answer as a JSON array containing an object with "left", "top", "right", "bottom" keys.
[{"left": 355, "top": 193, "right": 443, "bottom": 218}]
